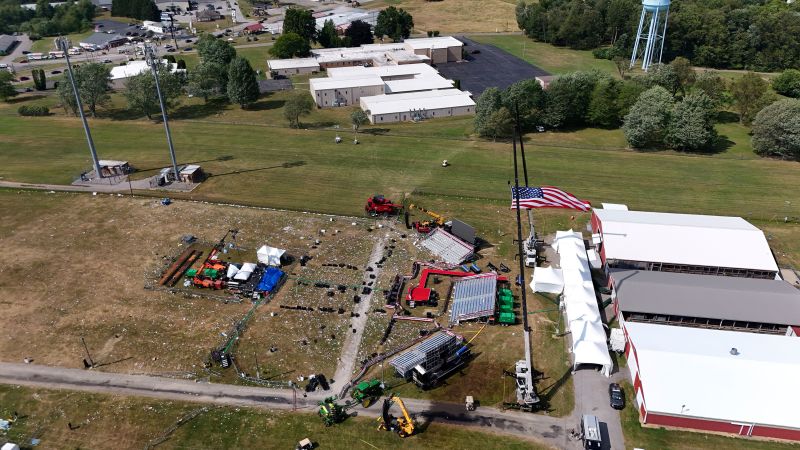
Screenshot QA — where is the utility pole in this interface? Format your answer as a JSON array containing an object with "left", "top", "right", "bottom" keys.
[
  {"left": 58, "top": 37, "right": 103, "bottom": 179},
  {"left": 254, "top": 352, "right": 260, "bottom": 379},
  {"left": 80, "top": 336, "right": 95, "bottom": 368},
  {"left": 144, "top": 43, "right": 181, "bottom": 182}
]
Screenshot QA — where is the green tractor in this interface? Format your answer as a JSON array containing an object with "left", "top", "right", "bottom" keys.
[
  {"left": 318, "top": 396, "right": 348, "bottom": 426},
  {"left": 351, "top": 379, "right": 385, "bottom": 407}
]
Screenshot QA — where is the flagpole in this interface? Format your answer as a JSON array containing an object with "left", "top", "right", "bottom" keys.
[
  {"left": 512, "top": 126, "right": 531, "bottom": 333},
  {"left": 514, "top": 104, "right": 536, "bottom": 243}
]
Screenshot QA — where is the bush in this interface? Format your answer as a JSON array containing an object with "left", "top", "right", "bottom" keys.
[
  {"left": 772, "top": 69, "right": 800, "bottom": 98},
  {"left": 752, "top": 98, "right": 800, "bottom": 160},
  {"left": 18, "top": 105, "right": 50, "bottom": 116}
]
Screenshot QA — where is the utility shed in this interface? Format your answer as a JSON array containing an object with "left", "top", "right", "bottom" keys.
[
  {"left": 591, "top": 208, "right": 779, "bottom": 279},
  {"left": 98, "top": 159, "right": 131, "bottom": 176},
  {"left": 179, "top": 164, "right": 204, "bottom": 183},
  {"left": 450, "top": 272, "right": 497, "bottom": 325},
  {"left": 610, "top": 269, "right": 800, "bottom": 332},
  {"left": 420, "top": 227, "right": 474, "bottom": 265},
  {"left": 390, "top": 331, "right": 459, "bottom": 378},
  {"left": 623, "top": 321, "right": 800, "bottom": 441}
]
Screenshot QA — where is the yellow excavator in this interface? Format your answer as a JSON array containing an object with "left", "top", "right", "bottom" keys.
[
  {"left": 378, "top": 394, "right": 415, "bottom": 438},
  {"left": 405, "top": 203, "right": 447, "bottom": 234}
]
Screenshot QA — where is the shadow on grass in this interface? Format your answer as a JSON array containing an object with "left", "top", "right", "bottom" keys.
[
  {"left": 6, "top": 94, "right": 49, "bottom": 104},
  {"left": 207, "top": 160, "right": 305, "bottom": 178},
  {"left": 716, "top": 110, "right": 739, "bottom": 123},
  {"left": 106, "top": 106, "right": 145, "bottom": 121},
  {"left": 362, "top": 127, "right": 391, "bottom": 136},
  {"left": 709, "top": 135, "right": 735, "bottom": 154},
  {"left": 171, "top": 98, "right": 229, "bottom": 120},
  {"left": 247, "top": 99, "right": 286, "bottom": 111},
  {"left": 537, "top": 367, "right": 572, "bottom": 406}
]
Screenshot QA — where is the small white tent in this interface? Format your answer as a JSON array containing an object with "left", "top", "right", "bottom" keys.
[
  {"left": 531, "top": 267, "right": 564, "bottom": 294},
  {"left": 234, "top": 262, "right": 257, "bottom": 281},
  {"left": 257, "top": 245, "right": 286, "bottom": 266},
  {"left": 226, "top": 264, "right": 240, "bottom": 279}
]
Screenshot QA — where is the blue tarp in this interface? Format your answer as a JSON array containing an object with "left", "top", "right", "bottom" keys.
[{"left": 257, "top": 267, "right": 284, "bottom": 293}]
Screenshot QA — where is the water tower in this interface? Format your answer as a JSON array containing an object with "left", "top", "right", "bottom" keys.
[{"left": 630, "top": 0, "right": 670, "bottom": 71}]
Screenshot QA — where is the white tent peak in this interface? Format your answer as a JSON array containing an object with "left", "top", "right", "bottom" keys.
[{"left": 257, "top": 245, "right": 286, "bottom": 266}]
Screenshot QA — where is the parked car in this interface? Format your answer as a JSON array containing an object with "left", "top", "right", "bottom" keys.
[
  {"left": 184, "top": 46, "right": 192, "bottom": 51},
  {"left": 166, "top": 48, "right": 176, "bottom": 52},
  {"left": 185, "top": 38, "right": 193, "bottom": 43},
  {"left": 51, "top": 70, "right": 61, "bottom": 74},
  {"left": 19, "top": 76, "right": 29, "bottom": 81},
  {"left": 22, "top": 50, "right": 30, "bottom": 54},
  {"left": 102, "top": 59, "right": 112, "bottom": 63},
  {"left": 609, "top": 383, "right": 624, "bottom": 410}
]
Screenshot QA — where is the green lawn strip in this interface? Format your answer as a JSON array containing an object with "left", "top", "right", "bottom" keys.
[
  {"left": 0, "top": 384, "right": 546, "bottom": 449},
  {"left": 468, "top": 34, "right": 617, "bottom": 76}
]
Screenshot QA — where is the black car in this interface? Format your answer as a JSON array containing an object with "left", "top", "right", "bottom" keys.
[{"left": 609, "top": 383, "right": 625, "bottom": 410}]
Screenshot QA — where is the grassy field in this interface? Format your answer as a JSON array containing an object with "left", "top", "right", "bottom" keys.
[
  {"left": 0, "top": 384, "right": 549, "bottom": 450},
  {"left": 367, "top": 0, "right": 518, "bottom": 34},
  {"left": 619, "top": 382, "right": 800, "bottom": 450},
  {"left": 29, "top": 30, "right": 95, "bottom": 54},
  {"left": 470, "top": 34, "right": 618, "bottom": 76}
]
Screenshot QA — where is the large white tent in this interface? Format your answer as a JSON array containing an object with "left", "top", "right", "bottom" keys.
[
  {"left": 257, "top": 245, "right": 286, "bottom": 266},
  {"left": 555, "top": 230, "right": 612, "bottom": 376},
  {"left": 530, "top": 266, "right": 564, "bottom": 294}
]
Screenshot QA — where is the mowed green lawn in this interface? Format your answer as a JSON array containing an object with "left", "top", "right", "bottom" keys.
[
  {"left": 470, "top": 34, "right": 618, "bottom": 76},
  {"left": 0, "top": 384, "right": 546, "bottom": 450},
  {"left": 1, "top": 93, "right": 797, "bottom": 224}
]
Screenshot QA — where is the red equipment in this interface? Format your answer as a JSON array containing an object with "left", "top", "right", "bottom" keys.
[
  {"left": 405, "top": 268, "right": 471, "bottom": 307},
  {"left": 365, "top": 195, "right": 402, "bottom": 217}
]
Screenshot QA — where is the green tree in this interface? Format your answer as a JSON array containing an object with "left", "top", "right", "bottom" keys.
[
  {"left": 345, "top": 20, "right": 373, "bottom": 47},
  {"left": 196, "top": 34, "right": 236, "bottom": 66},
  {"left": 187, "top": 61, "right": 228, "bottom": 103},
  {"left": 375, "top": 6, "right": 414, "bottom": 41},
  {"left": 474, "top": 87, "right": 502, "bottom": 138},
  {"left": 269, "top": 32, "right": 311, "bottom": 59},
  {"left": 665, "top": 92, "right": 718, "bottom": 152},
  {"left": 351, "top": 109, "right": 369, "bottom": 140},
  {"left": 544, "top": 70, "right": 603, "bottom": 128},
  {"left": 642, "top": 63, "right": 680, "bottom": 96},
  {"left": 283, "top": 91, "right": 314, "bottom": 128},
  {"left": 693, "top": 71, "right": 726, "bottom": 107},
  {"left": 56, "top": 74, "right": 78, "bottom": 114},
  {"left": 31, "top": 68, "right": 46, "bottom": 90},
  {"left": 622, "top": 86, "right": 674, "bottom": 148},
  {"left": 616, "top": 79, "right": 646, "bottom": 118},
  {"left": 318, "top": 19, "right": 340, "bottom": 49},
  {"left": 485, "top": 107, "right": 514, "bottom": 140},
  {"left": 76, "top": 63, "right": 111, "bottom": 117},
  {"left": 752, "top": 99, "right": 800, "bottom": 160},
  {"left": 586, "top": 77, "right": 622, "bottom": 128},
  {"left": 772, "top": 69, "right": 800, "bottom": 99},
  {"left": 730, "top": 72, "right": 774, "bottom": 125},
  {"left": 123, "top": 62, "right": 182, "bottom": 120},
  {"left": 0, "top": 71, "right": 18, "bottom": 102},
  {"left": 226, "top": 56, "right": 259, "bottom": 109},
  {"left": 501, "top": 78, "right": 546, "bottom": 130},
  {"left": 283, "top": 7, "right": 316, "bottom": 43},
  {"left": 176, "top": 59, "right": 186, "bottom": 70},
  {"left": 669, "top": 56, "right": 694, "bottom": 95}
]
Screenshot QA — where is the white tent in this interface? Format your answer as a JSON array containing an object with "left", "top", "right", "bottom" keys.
[
  {"left": 226, "top": 264, "right": 240, "bottom": 279},
  {"left": 556, "top": 229, "right": 612, "bottom": 377},
  {"left": 234, "top": 262, "right": 257, "bottom": 281},
  {"left": 530, "top": 267, "right": 564, "bottom": 294},
  {"left": 257, "top": 245, "right": 286, "bottom": 266}
]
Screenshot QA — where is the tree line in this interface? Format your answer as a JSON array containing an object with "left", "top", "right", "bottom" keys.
[
  {"left": 516, "top": 0, "right": 800, "bottom": 71},
  {"left": 270, "top": 6, "right": 413, "bottom": 59},
  {"left": 0, "top": 0, "right": 95, "bottom": 38},
  {"left": 475, "top": 60, "right": 800, "bottom": 159}
]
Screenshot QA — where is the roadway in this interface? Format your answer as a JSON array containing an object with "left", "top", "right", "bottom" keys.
[{"left": 0, "top": 362, "right": 580, "bottom": 449}]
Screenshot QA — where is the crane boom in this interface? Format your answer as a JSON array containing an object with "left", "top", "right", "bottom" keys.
[{"left": 407, "top": 204, "right": 446, "bottom": 226}]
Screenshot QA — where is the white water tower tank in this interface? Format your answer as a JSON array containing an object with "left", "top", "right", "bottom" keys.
[{"left": 630, "top": 0, "right": 671, "bottom": 71}]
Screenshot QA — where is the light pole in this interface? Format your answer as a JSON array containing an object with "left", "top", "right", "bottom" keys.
[
  {"left": 144, "top": 43, "right": 181, "bottom": 182},
  {"left": 59, "top": 37, "right": 103, "bottom": 179}
]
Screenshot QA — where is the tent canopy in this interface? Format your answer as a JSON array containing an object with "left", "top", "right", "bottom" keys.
[
  {"left": 531, "top": 267, "right": 564, "bottom": 294},
  {"left": 257, "top": 245, "right": 286, "bottom": 266}
]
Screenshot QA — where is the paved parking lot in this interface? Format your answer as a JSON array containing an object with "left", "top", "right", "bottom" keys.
[{"left": 436, "top": 36, "right": 549, "bottom": 96}]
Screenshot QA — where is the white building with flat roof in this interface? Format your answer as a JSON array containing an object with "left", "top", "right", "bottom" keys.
[
  {"left": 267, "top": 58, "right": 321, "bottom": 77},
  {"left": 309, "top": 75, "right": 385, "bottom": 107},
  {"left": 360, "top": 89, "right": 475, "bottom": 124},
  {"left": 591, "top": 208, "right": 779, "bottom": 279}
]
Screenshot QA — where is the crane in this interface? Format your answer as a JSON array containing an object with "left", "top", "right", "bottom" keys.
[
  {"left": 378, "top": 394, "right": 415, "bottom": 437},
  {"left": 404, "top": 203, "right": 447, "bottom": 234}
]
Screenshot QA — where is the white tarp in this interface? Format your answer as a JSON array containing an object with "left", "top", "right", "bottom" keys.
[
  {"left": 234, "top": 262, "right": 257, "bottom": 281},
  {"left": 555, "top": 230, "right": 612, "bottom": 377},
  {"left": 530, "top": 267, "right": 564, "bottom": 294},
  {"left": 226, "top": 264, "right": 240, "bottom": 279},
  {"left": 257, "top": 245, "right": 286, "bottom": 266}
]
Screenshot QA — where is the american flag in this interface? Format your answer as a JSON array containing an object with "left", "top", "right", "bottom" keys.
[{"left": 511, "top": 186, "right": 591, "bottom": 211}]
